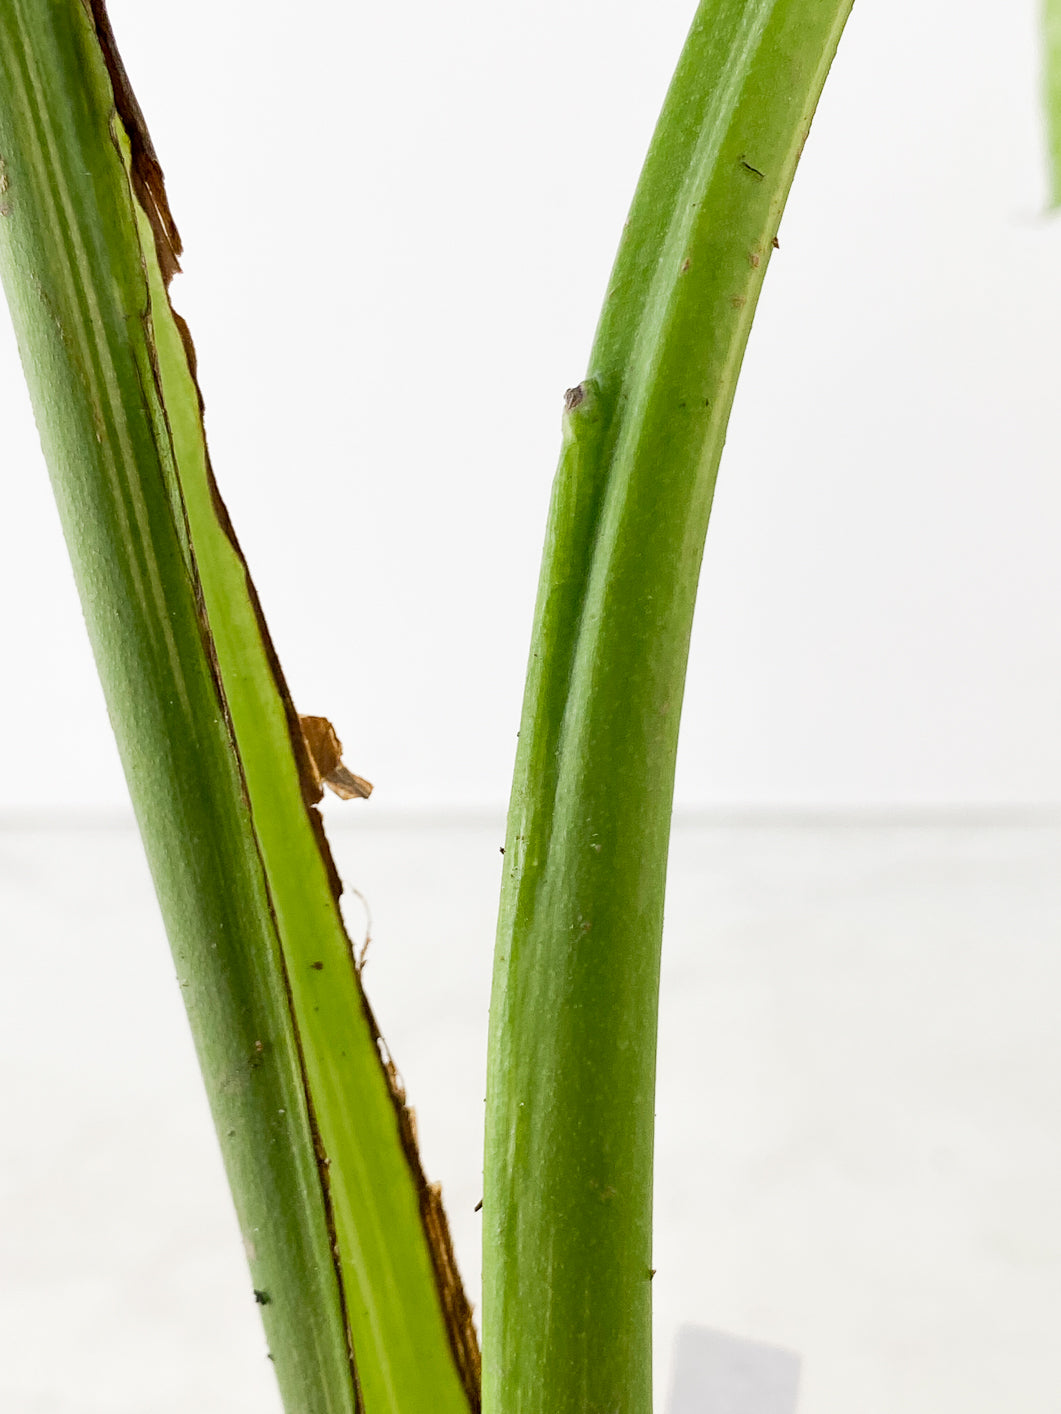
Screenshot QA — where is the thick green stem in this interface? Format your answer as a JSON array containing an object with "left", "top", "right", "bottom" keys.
[
  {"left": 483, "top": 3, "right": 855, "bottom": 1410},
  {"left": 0, "top": 4, "right": 477, "bottom": 1410},
  {"left": 0, "top": 9, "right": 354, "bottom": 1407}
]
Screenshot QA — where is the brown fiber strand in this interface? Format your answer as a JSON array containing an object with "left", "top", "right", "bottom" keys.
[
  {"left": 82, "top": 0, "right": 182, "bottom": 285},
  {"left": 358, "top": 988, "right": 483, "bottom": 1411},
  {"left": 84, "top": 2, "right": 481, "bottom": 1405}
]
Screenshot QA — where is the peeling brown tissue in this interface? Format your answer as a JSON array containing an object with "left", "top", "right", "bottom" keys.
[
  {"left": 299, "top": 715, "right": 373, "bottom": 801},
  {"left": 85, "top": 1, "right": 482, "bottom": 1401},
  {"left": 83, "top": 0, "right": 373, "bottom": 819}
]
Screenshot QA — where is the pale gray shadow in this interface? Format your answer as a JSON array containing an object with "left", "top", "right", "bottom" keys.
[{"left": 665, "top": 1325, "right": 801, "bottom": 1414}]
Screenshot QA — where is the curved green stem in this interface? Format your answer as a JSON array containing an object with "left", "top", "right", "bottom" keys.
[{"left": 483, "top": 3, "right": 855, "bottom": 1410}]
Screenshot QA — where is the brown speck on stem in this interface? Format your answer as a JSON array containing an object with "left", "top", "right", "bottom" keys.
[
  {"left": 731, "top": 295, "right": 747, "bottom": 309},
  {"left": 680, "top": 257, "right": 691, "bottom": 273},
  {"left": 772, "top": 235, "right": 780, "bottom": 249},
  {"left": 749, "top": 250, "right": 761, "bottom": 268},
  {"left": 563, "top": 383, "right": 586, "bottom": 412}
]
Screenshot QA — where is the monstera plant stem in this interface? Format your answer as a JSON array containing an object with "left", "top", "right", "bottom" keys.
[
  {"left": 0, "top": 1, "right": 865, "bottom": 1411},
  {"left": 483, "top": 4, "right": 854, "bottom": 1411}
]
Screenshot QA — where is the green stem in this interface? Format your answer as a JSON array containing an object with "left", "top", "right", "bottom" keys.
[
  {"left": 0, "top": 4, "right": 477, "bottom": 1410},
  {"left": 483, "top": 3, "right": 854, "bottom": 1410},
  {"left": 0, "top": 8, "right": 355, "bottom": 1406}
]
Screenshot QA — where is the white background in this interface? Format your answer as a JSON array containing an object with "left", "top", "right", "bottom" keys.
[
  {"left": 2, "top": 4, "right": 1061, "bottom": 1414},
  {"left": 2, "top": 0, "right": 1060, "bottom": 816},
  {"left": 4, "top": 820, "right": 1060, "bottom": 1414}
]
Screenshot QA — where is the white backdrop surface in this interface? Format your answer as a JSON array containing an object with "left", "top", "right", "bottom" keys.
[
  {"left": 2, "top": 7, "right": 1061, "bottom": 1413},
  {"left": 3, "top": 819, "right": 1060, "bottom": 1413},
  {"left": 1, "top": 0, "right": 1060, "bottom": 814}
]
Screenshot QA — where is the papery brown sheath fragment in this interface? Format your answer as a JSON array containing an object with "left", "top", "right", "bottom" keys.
[
  {"left": 79, "top": 2, "right": 481, "bottom": 1404},
  {"left": 300, "top": 715, "right": 374, "bottom": 801}
]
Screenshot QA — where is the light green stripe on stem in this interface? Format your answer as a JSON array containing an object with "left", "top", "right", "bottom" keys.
[
  {"left": 0, "top": 3, "right": 478, "bottom": 1411},
  {"left": 483, "top": 3, "right": 854, "bottom": 1411},
  {"left": 1044, "top": 0, "right": 1061, "bottom": 206},
  {"left": 131, "top": 158, "right": 477, "bottom": 1414}
]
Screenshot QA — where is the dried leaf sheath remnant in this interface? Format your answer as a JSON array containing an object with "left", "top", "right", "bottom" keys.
[
  {"left": 361, "top": 991, "right": 484, "bottom": 1403},
  {"left": 83, "top": 0, "right": 180, "bottom": 282},
  {"left": 85, "top": 0, "right": 369, "bottom": 821},
  {"left": 301, "top": 715, "right": 374, "bottom": 801},
  {"left": 71, "top": 2, "right": 480, "bottom": 1409}
]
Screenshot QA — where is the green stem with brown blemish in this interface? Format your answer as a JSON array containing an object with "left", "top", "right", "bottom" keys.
[
  {"left": 0, "top": 4, "right": 478, "bottom": 1410},
  {"left": 483, "top": 3, "right": 855, "bottom": 1410}
]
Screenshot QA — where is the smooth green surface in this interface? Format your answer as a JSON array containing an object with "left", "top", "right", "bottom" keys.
[
  {"left": 1045, "top": 0, "right": 1061, "bottom": 205},
  {"left": 0, "top": 4, "right": 475, "bottom": 1411},
  {"left": 483, "top": 3, "right": 854, "bottom": 1411}
]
